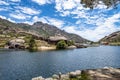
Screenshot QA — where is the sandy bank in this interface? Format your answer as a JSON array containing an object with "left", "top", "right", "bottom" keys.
[{"left": 37, "top": 46, "right": 56, "bottom": 51}]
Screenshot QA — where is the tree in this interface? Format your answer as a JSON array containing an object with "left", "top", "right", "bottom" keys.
[
  {"left": 28, "top": 36, "right": 37, "bottom": 52},
  {"left": 81, "top": 0, "right": 120, "bottom": 9},
  {"left": 56, "top": 40, "right": 68, "bottom": 49},
  {"left": 67, "top": 40, "right": 74, "bottom": 46}
]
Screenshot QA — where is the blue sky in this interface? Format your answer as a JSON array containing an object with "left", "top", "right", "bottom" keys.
[{"left": 0, "top": 0, "right": 120, "bottom": 41}]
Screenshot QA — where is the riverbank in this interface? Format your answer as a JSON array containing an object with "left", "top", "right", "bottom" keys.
[
  {"left": 32, "top": 67, "right": 120, "bottom": 80},
  {"left": 109, "top": 42, "right": 120, "bottom": 46}
]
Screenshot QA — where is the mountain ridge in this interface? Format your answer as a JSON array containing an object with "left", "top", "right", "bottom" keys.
[
  {"left": 100, "top": 31, "right": 120, "bottom": 43},
  {"left": 0, "top": 18, "right": 89, "bottom": 43}
]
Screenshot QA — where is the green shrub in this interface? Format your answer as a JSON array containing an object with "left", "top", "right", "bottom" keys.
[
  {"left": 28, "top": 36, "right": 37, "bottom": 52},
  {"left": 80, "top": 70, "right": 90, "bottom": 80},
  {"left": 67, "top": 40, "right": 74, "bottom": 46},
  {"left": 56, "top": 40, "right": 67, "bottom": 49}
]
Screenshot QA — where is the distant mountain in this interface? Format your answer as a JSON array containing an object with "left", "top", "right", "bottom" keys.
[
  {"left": 100, "top": 31, "right": 120, "bottom": 43},
  {"left": 0, "top": 18, "right": 89, "bottom": 43}
]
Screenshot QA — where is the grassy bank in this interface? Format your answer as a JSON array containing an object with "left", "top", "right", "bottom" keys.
[{"left": 109, "top": 42, "right": 120, "bottom": 46}]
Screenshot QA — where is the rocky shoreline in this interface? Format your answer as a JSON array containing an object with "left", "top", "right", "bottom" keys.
[{"left": 32, "top": 67, "right": 120, "bottom": 80}]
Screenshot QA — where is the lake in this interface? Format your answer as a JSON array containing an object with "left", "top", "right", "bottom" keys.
[{"left": 0, "top": 46, "right": 120, "bottom": 80}]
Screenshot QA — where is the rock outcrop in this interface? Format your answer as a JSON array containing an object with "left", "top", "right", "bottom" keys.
[{"left": 32, "top": 67, "right": 120, "bottom": 80}]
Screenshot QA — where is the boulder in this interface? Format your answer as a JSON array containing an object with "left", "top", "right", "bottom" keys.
[
  {"left": 52, "top": 74, "right": 59, "bottom": 79},
  {"left": 67, "top": 45, "right": 77, "bottom": 49},
  {"left": 32, "top": 76, "right": 45, "bottom": 80},
  {"left": 45, "top": 78, "right": 54, "bottom": 80},
  {"left": 61, "top": 74, "right": 69, "bottom": 80},
  {"left": 69, "top": 72, "right": 77, "bottom": 78},
  {"left": 75, "top": 70, "right": 81, "bottom": 76}
]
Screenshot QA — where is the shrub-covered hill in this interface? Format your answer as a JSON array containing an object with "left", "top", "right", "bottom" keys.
[
  {"left": 100, "top": 31, "right": 120, "bottom": 43},
  {"left": 0, "top": 18, "right": 89, "bottom": 43}
]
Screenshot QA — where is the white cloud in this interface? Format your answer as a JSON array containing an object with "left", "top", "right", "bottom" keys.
[
  {"left": 62, "top": 0, "right": 76, "bottom": 10},
  {"left": 0, "top": 0, "right": 119, "bottom": 42},
  {"left": 60, "top": 11, "right": 70, "bottom": 17},
  {"left": 33, "top": 16, "right": 48, "bottom": 23},
  {"left": 55, "top": 0, "right": 108, "bottom": 19},
  {"left": 34, "top": 16, "right": 65, "bottom": 28},
  {"left": 54, "top": 0, "right": 120, "bottom": 41},
  {"left": 0, "top": 7, "right": 12, "bottom": 11},
  {"left": 0, "top": 15, "right": 7, "bottom": 19},
  {"left": 0, "top": 15, "right": 15, "bottom": 23},
  {"left": 46, "top": 17, "right": 64, "bottom": 28},
  {"left": 0, "top": 8, "right": 4, "bottom": 11},
  {"left": 10, "top": 13, "right": 31, "bottom": 20},
  {"left": 16, "top": 7, "right": 40, "bottom": 15},
  {"left": 55, "top": 0, "right": 80, "bottom": 11},
  {"left": 7, "top": 18, "right": 15, "bottom": 23},
  {"left": 32, "top": 0, "right": 53, "bottom": 5},
  {"left": 24, "top": 16, "right": 65, "bottom": 28},
  {"left": 63, "top": 13, "right": 120, "bottom": 41},
  {"left": 0, "top": 1, "right": 9, "bottom": 5},
  {"left": 10, "top": 0, "right": 21, "bottom": 2},
  {"left": 23, "top": 21, "right": 33, "bottom": 25}
]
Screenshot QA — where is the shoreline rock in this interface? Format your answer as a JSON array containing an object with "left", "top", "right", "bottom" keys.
[{"left": 32, "top": 67, "right": 120, "bottom": 80}]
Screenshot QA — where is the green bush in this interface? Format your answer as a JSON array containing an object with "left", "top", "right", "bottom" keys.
[
  {"left": 67, "top": 40, "right": 74, "bottom": 46},
  {"left": 80, "top": 70, "right": 90, "bottom": 80},
  {"left": 56, "top": 40, "right": 67, "bottom": 49},
  {"left": 28, "top": 36, "right": 37, "bottom": 52}
]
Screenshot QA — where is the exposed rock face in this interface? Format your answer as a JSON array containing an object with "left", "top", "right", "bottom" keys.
[
  {"left": 33, "top": 22, "right": 89, "bottom": 43},
  {"left": 100, "top": 31, "right": 120, "bottom": 43},
  {"left": 7, "top": 38, "right": 25, "bottom": 49},
  {"left": 0, "top": 18, "right": 89, "bottom": 43},
  {"left": 32, "top": 67, "right": 120, "bottom": 80},
  {"left": 88, "top": 67, "right": 120, "bottom": 80}
]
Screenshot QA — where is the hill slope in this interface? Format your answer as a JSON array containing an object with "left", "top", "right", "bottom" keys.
[
  {"left": 0, "top": 18, "right": 89, "bottom": 43},
  {"left": 100, "top": 31, "right": 120, "bottom": 43}
]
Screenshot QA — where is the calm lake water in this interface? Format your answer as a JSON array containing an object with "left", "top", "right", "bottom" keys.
[{"left": 0, "top": 46, "right": 120, "bottom": 80}]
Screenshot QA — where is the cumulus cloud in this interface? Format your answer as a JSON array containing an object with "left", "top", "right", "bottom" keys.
[
  {"left": 53, "top": 0, "right": 120, "bottom": 41},
  {"left": 0, "top": 0, "right": 120, "bottom": 41},
  {"left": 64, "top": 13, "right": 120, "bottom": 41},
  {"left": 0, "top": 15, "right": 7, "bottom": 19},
  {"left": 10, "top": 13, "right": 31, "bottom": 20},
  {"left": 0, "top": 8, "right": 6, "bottom": 11},
  {"left": 7, "top": 18, "right": 15, "bottom": 23},
  {"left": 10, "top": 0, "right": 21, "bottom": 2},
  {"left": 16, "top": 7, "right": 40, "bottom": 15},
  {"left": 55, "top": 0, "right": 87, "bottom": 17},
  {"left": 34, "top": 16, "right": 65, "bottom": 28},
  {"left": 32, "top": 0, "right": 53, "bottom": 5},
  {"left": 0, "top": 15, "right": 15, "bottom": 23},
  {"left": 0, "top": 1, "right": 9, "bottom": 5},
  {"left": 33, "top": 16, "right": 48, "bottom": 23},
  {"left": 25, "top": 16, "right": 65, "bottom": 28}
]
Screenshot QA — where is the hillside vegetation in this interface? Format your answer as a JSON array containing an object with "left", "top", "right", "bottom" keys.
[
  {"left": 100, "top": 31, "right": 120, "bottom": 45},
  {"left": 0, "top": 18, "right": 89, "bottom": 43},
  {"left": 0, "top": 18, "right": 90, "bottom": 48}
]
